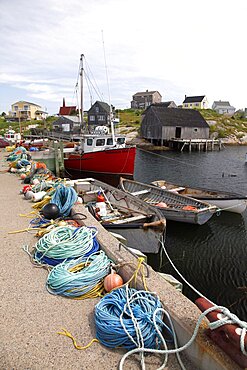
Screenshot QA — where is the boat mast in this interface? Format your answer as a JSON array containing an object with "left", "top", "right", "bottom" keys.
[
  {"left": 80, "top": 54, "right": 84, "bottom": 131},
  {"left": 102, "top": 31, "right": 115, "bottom": 144}
]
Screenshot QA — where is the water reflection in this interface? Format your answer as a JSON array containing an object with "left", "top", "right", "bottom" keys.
[{"left": 135, "top": 147, "right": 247, "bottom": 321}]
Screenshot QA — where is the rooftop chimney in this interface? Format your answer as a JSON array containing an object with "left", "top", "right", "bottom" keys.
[{"left": 63, "top": 98, "right": 65, "bottom": 107}]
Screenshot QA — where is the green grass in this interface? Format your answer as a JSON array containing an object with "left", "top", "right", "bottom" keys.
[{"left": 1, "top": 109, "right": 246, "bottom": 140}]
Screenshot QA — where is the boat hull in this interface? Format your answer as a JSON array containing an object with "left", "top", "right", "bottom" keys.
[
  {"left": 29, "top": 150, "right": 56, "bottom": 172},
  {"left": 152, "top": 180, "right": 247, "bottom": 214},
  {"left": 73, "top": 178, "right": 165, "bottom": 254},
  {"left": 64, "top": 147, "right": 136, "bottom": 176},
  {"left": 197, "top": 198, "right": 247, "bottom": 214},
  {"left": 120, "top": 178, "right": 217, "bottom": 225},
  {"left": 155, "top": 207, "right": 214, "bottom": 225}
]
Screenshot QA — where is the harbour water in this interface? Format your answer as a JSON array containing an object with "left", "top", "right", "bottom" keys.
[{"left": 134, "top": 145, "right": 247, "bottom": 321}]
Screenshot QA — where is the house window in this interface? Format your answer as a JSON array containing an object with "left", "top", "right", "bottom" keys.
[
  {"left": 95, "top": 107, "right": 99, "bottom": 113},
  {"left": 190, "top": 104, "right": 192, "bottom": 107},
  {"left": 96, "top": 139, "right": 105, "bottom": 146},
  {"left": 89, "top": 115, "right": 95, "bottom": 121},
  {"left": 184, "top": 104, "right": 188, "bottom": 107},
  {"left": 24, "top": 105, "right": 29, "bottom": 110},
  {"left": 106, "top": 138, "right": 113, "bottom": 145},
  {"left": 87, "top": 138, "right": 93, "bottom": 146},
  {"left": 98, "top": 115, "right": 105, "bottom": 121},
  {"left": 14, "top": 105, "right": 18, "bottom": 111}
]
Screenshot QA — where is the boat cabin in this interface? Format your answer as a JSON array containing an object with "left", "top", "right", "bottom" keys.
[
  {"left": 77, "top": 134, "right": 126, "bottom": 153},
  {"left": 4, "top": 129, "right": 21, "bottom": 143}
]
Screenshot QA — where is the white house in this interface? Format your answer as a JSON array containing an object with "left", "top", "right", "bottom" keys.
[{"left": 212, "top": 101, "right": 235, "bottom": 115}]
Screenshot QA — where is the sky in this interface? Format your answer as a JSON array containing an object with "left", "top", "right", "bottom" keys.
[{"left": 0, "top": 0, "right": 246, "bottom": 115}]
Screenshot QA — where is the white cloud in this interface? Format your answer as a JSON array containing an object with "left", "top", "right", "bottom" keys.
[{"left": 0, "top": 0, "right": 247, "bottom": 113}]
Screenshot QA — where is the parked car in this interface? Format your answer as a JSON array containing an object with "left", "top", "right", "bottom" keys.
[{"left": 0, "top": 138, "right": 10, "bottom": 148}]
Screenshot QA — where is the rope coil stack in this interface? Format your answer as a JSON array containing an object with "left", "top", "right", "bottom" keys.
[
  {"left": 94, "top": 285, "right": 168, "bottom": 350},
  {"left": 46, "top": 251, "right": 111, "bottom": 299},
  {"left": 34, "top": 225, "right": 99, "bottom": 266}
]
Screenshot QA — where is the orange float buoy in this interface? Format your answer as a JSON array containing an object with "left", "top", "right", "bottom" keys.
[{"left": 104, "top": 271, "right": 123, "bottom": 292}]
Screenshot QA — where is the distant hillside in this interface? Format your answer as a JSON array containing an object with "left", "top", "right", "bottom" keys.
[
  {"left": 1, "top": 108, "right": 247, "bottom": 145},
  {"left": 117, "top": 108, "right": 247, "bottom": 144},
  {"left": 199, "top": 109, "right": 247, "bottom": 143}
]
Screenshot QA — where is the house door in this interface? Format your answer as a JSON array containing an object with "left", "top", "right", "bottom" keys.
[{"left": 175, "top": 127, "right": 181, "bottom": 138}]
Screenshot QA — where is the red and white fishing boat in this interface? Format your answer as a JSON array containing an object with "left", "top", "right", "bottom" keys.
[
  {"left": 64, "top": 134, "right": 136, "bottom": 176},
  {"left": 63, "top": 54, "right": 136, "bottom": 177}
]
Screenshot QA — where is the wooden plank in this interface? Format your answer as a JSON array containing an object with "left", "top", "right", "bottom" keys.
[
  {"left": 112, "top": 214, "right": 147, "bottom": 224},
  {"left": 131, "top": 189, "right": 150, "bottom": 196}
]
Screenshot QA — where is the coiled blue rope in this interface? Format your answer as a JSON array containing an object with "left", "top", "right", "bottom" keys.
[
  {"left": 46, "top": 251, "right": 111, "bottom": 298},
  {"left": 51, "top": 184, "right": 78, "bottom": 216},
  {"left": 95, "top": 285, "right": 173, "bottom": 349},
  {"left": 34, "top": 225, "right": 99, "bottom": 265}
]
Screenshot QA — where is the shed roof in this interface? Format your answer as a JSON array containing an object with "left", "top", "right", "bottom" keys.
[
  {"left": 53, "top": 116, "right": 80, "bottom": 124},
  {"left": 12, "top": 100, "right": 41, "bottom": 107},
  {"left": 88, "top": 101, "right": 110, "bottom": 112},
  {"left": 145, "top": 106, "right": 209, "bottom": 128},
  {"left": 150, "top": 101, "right": 176, "bottom": 108},
  {"left": 133, "top": 90, "right": 161, "bottom": 97},
  {"left": 59, "top": 106, "right": 77, "bottom": 115},
  {"left": 213, "top": 101, "right": 232, "bottom": 107},
  {"left": 183, "top": 96, "right": 206, "bottom": 103}
]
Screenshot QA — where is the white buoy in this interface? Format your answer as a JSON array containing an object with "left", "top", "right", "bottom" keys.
[
  {"left": 32, "top": 191, "right": 47, "bottom": 202},
  {"left": 24, "top": 190, "right": 34, "bottom": 200}
]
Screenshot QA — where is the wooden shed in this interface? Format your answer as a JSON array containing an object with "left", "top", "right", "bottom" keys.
[{"left": 141, "top": 106, "right": 209, "bottom": 146}]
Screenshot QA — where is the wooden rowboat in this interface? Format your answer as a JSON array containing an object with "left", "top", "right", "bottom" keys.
[
  {"left": 152, "top": 179, "right": 247, "bottom": 214},
  {"left": 119, "top": 178, "right": 218, "bottom": 225},
  {"left": 73, "top": 178, "right": 166, "bottom": 254}
]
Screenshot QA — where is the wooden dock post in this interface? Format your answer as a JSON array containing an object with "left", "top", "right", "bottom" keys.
[
  {"left": 59, "top": 141, "right": 65, "bottom": 177},
  {"left": 53, "top": 141, "right": 60, "bottom": 177}
]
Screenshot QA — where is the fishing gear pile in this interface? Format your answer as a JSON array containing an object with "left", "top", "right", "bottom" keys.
[
  {"left": 46, "top": 251, "right": 111, "bottom": 298},
  {"left": 34, "top": 225, "right": 100, "bottom": 266}
]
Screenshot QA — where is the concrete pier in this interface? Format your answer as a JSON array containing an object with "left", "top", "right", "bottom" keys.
[{"left": 0, "top": 149, "right": 242, "bottom": 370}]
